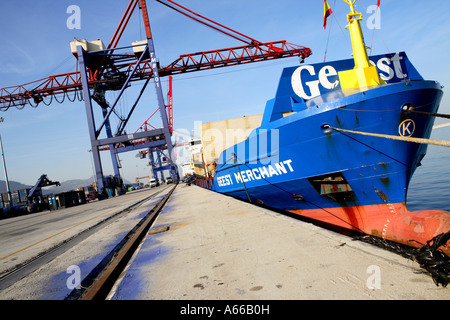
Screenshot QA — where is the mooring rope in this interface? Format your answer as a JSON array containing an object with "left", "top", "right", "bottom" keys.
[
  {"left": 233, "top": 149, "right": 449, "bottom": 287},
  {"left": 230, "top": 153, "right": 369, "bottom": 234},
  {"left": 224, "top": 134, "right": 449, "bottom": 287},
  {"left": 325, "top": 125, "right": 450, "bottom": 147},
  {"left": 433, "top": 122, "right": 450, "bottom": 130},
  {"left": 404, "top": 108, "right": 450, "bottom": 120},
  {"left": 232, "top": 153, "right": 252, "bottom": 203}
]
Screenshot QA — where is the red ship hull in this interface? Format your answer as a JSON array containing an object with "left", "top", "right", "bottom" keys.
[{"left": 288, "top": 203, "right": 450, "bottom": 256}]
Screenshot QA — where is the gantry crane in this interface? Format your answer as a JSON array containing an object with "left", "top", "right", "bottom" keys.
[{"left": 0, "top": 0, "right": 312, "bottom": 197}]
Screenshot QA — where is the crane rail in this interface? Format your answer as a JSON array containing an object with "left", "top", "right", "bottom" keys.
[
  {"left": 0, "top": 185, "right": 174, "bottom": 296},
  {"left": 66, "top": 184, "right": 176, "bottom": 300}
]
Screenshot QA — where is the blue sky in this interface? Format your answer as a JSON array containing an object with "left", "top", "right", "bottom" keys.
[{"left": 0, "top": 0, "right": 449, "bottom": 185}]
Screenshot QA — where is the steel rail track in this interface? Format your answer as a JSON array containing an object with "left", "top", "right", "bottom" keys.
[
  {"left": 0, "top": 186, "right": 172, "bottom": 291},
  {"left": 66, "top": 184, "right": 176, "bottom": 300}
]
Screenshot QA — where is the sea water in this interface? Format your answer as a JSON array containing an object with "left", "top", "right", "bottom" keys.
[{"left": 406, "top": 125, "right": 450, "bottom": 211}]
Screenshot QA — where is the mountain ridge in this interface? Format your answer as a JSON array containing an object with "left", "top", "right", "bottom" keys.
[
  {"left": 0, "top": 176, "right": 135, "bottom": 195},
  {"left": 0, "top": 178, "right": 102, "bottom": 195}
]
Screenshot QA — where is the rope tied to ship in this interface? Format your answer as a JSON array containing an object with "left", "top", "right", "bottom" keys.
[
  {"left": 324, "top": 125, "right": 450, "bottom": 148},
  {"left": 231, "top": 153, "right": 252, "bottom": 203},
  {"left": 231, "top": 153, "right": 369, "bottom": 235},
  {"left": 228, "top": 143, "right": 450, "bottom": 287},
  {"left": 401, "top": 104, "right": 450, "bottom": 120}
]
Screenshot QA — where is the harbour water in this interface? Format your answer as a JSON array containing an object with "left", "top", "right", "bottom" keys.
[{"left": 407, "top": 125, "right": 450, "bottom": 212}]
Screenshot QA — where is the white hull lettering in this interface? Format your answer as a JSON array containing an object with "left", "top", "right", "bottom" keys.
[{"left": 217, "top": 159, "right": 294, "bottom": 187}]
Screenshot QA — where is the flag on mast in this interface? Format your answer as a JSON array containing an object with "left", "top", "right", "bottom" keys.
[
  {"left": 377, "top": 0, "right": 380, "bottom": 7},
  {"left": 323, "top": 0, "right": 333, "bottom": 29}
]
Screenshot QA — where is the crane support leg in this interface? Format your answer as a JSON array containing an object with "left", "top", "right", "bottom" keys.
[
  {"left": 77, "top": 46, "right": 105, "bottom": 195},
  {"left": 139, "top": 0, "right": 177, "bottom": 179},
  {"left": 101, "top": 107, "right": 121, "bottom": 179},
  {"left": 148, "top": 147, "right": 157, "bottom": 182}
]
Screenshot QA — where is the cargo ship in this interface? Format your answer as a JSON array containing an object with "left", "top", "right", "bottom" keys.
[{"left": 197, "top": 1, "right": 450, "bottom": 256}]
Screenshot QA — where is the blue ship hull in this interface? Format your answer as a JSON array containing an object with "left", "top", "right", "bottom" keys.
[
  {"left": 205, "top": 52, "right": 450, "bottom": 252},
  {"left": 214, "top": 80, "right": 442, "bottom": 208}
]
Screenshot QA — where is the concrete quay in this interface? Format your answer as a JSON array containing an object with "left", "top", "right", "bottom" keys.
[
  {"left": 109, "top": 184, "right": 449, "bottom": 300},
  {"left": 0, "top": 186, "right": 171, "bottom": 299}
]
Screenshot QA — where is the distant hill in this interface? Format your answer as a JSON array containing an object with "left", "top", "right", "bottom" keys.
[
  {"left": 0, "top": 180, "right": 32, "bottom": 194},
  {"left": 42, "top": 178, "right": 96, "bottom": 195},
  {"left": 44, "top": 178, "right": 134, "bottom": 194},
  {"left": 0, "top": 177, "right": 134, "bottom": 196},
  {"left": 0, "top": 178, "right": 94, "bottom": 195}
]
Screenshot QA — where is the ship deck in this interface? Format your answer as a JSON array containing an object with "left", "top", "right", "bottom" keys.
[{"left": 107, "top": 184, "right": 448, "bottom": 300}]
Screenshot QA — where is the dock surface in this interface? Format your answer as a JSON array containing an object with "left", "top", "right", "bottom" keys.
[
  {"left": 0, "top": 186, "right": 170, "bottom": 299},
  {"left": 109, "top": 184, "right": 448, "bottom": 300}
]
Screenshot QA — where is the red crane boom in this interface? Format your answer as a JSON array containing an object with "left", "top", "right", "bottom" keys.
[
  {"left": 0, "top": 42, "right": 310, "bottom": 110},
  {"left": 0, "top": 1, "right": 311, "bottom": 111}
]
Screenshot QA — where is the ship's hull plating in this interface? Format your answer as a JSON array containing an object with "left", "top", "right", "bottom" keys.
[{"left": 213, "top": 79, "right": 449, "bottom": 254}]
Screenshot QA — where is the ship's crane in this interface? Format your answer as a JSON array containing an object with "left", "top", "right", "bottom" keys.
[{"left": 0, "top": 0, "right": 312, "bottom": 197}]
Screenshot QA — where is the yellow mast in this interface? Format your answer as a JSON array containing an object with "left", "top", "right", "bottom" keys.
[{"left": 338, "top": 0, "right": 385, "bottom": 89}]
